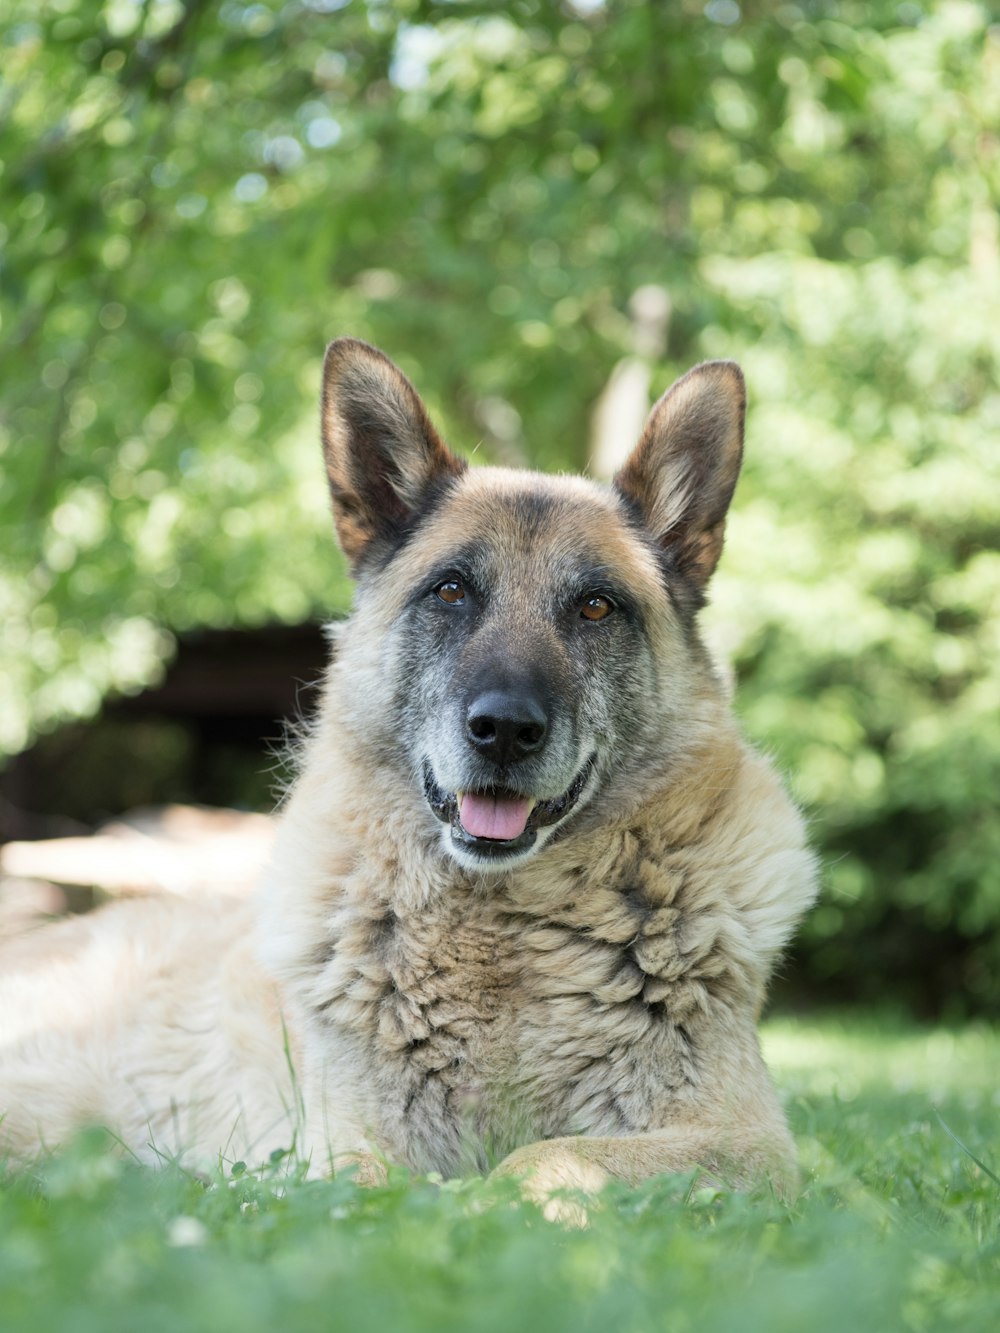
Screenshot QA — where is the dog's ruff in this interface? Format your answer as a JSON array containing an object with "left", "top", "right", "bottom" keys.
[{"left": 0, "top": 342, "right": 817, "bottom": 1194}]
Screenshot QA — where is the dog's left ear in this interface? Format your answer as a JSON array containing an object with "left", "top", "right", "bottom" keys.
[
  {"left": 614, "top": 360, "right": 745, "bottom": 588},
  {"left": 321, "top": 338, "right": 466, "bottom": 566}
]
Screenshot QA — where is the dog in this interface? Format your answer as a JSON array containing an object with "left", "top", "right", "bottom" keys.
[{"left": 0, "top": 340, "right": 817, "bottom": 1197}]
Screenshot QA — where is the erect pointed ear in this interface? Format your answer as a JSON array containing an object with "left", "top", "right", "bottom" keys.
[
  {"left": 613, "top": 360, "right": 745, "bottom": 588},
  {"left": 320, "top": 338, "right": 466, "bottom": 566}
]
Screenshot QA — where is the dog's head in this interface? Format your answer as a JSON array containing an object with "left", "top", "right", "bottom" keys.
[{"left": 320, "top": 339, "right": 744, "bottom": 872}]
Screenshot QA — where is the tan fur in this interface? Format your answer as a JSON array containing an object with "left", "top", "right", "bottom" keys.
[
  {"left": 256, "top": 644, "right": 812, "bottom": 1188},
  {"left": 615, "top": 360, "right": 745, "bottom": 586},
  {"left": 0, "top": 346, "right": 817, "bottom": 1200},
  {"left": 0, "top": 897, "right": 298, "bottom": 1165},
  {"left": 321, "top": 340, "right": 466, "bottom": 566}
]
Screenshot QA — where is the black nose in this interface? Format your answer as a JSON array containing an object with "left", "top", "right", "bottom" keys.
[{"left": 466, "top": 690, "right": 548, "bottom": 765}]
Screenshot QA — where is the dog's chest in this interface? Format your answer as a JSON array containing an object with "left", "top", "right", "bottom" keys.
[
  {"left": 318, "top": 900, "right": 520, "bottom": 1170},
  {"left": 318, "top": 881, "right": 712, "bottom": 1174}
]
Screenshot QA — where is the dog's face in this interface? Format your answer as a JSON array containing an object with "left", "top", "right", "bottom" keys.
[{"left": 321, "top": 340, "right": 745, "bottom": 871}]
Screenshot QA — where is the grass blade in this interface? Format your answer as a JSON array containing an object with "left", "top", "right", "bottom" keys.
[{"left": 936, "top": 1110, "right": 1000, "bottom": 1188}]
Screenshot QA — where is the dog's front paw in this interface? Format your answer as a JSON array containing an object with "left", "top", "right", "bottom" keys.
[
  {"left": 332, "top": 1150, "right": 389, "bottom": 1187},
  {"left": 490, "top": 1139, "right": 611, "bottom": 1222}
]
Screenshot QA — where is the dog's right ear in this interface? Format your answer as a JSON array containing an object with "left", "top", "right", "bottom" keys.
[
  {"left": 614, "top": 360, "right": 745, "bottom": 590},
  {"left": 320, "top": 338, "right": 466, "bottom": 567}
]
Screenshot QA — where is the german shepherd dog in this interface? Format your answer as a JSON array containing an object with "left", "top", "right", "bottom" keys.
[{"left": 0, "top": 341, "right": 816, "bottom": 1197}]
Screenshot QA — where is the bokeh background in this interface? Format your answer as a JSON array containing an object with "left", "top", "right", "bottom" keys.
[{"left": 1, "top": 0, "right": 997, "bottom": 1013}]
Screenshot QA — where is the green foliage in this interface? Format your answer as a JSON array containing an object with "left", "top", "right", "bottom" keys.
[
  {"left": 1, "top": 1, "right": 998, "bottom": 1004},
  {"left": 708, "top": 255, "right": 1000, "bottom": 1010},
  {"left": 1, "top": 1017, "right": 999, "bottom": 1332}
]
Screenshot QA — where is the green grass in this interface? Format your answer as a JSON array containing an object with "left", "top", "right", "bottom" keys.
[{"left": 1, "top": 1014, "right": 997, "bottom": 1333}]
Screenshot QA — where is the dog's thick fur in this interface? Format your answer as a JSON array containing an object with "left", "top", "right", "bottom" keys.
[{"left": 0, "top": 342, "right": 817, "bottom": 1195}]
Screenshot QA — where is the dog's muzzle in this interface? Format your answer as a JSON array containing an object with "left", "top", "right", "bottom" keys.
[{"left": 422, "top": 756, "right": 595, "bottom": 862}]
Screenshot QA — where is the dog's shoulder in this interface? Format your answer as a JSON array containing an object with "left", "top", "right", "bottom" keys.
[{"left": 508, "top": 720, "right": 817, "bottom": 1008}]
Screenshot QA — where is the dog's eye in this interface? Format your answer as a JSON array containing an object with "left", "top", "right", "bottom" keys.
[
  {"left": 580, "top": 595, "right": 614, "bottom": 622},
  {"left": 435, "top": 580, "right": 466, "bottom": 605}
]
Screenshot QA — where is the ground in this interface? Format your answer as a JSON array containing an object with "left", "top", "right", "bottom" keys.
[{"left": 1, "top": 1013, "right": 997, "bottom": 1333}]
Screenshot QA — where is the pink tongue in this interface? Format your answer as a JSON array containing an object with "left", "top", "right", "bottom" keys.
[{"left": 458, "top": 792, "right": 533, "bottom": 841}]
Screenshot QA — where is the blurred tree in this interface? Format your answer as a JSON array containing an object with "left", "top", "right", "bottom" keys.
[{"left": 1, "top": 0, "right": 997, "bottom": 1007}]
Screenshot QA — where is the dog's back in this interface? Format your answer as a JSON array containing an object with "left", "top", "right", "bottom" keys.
[{"left": 0, "top": 896, "right": 295, "bottom": 1165}]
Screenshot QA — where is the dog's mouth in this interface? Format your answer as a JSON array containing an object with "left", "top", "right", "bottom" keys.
[{"left": 423, "top": 756, "right": 595, "bottom": 861}]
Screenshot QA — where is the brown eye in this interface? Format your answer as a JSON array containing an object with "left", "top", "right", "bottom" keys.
[
  {"left": 435, "top": 580, "right": 466, "bottom": 605},
  {"left": 580, "top": 595, "right": 613, "bottom": 622}
]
